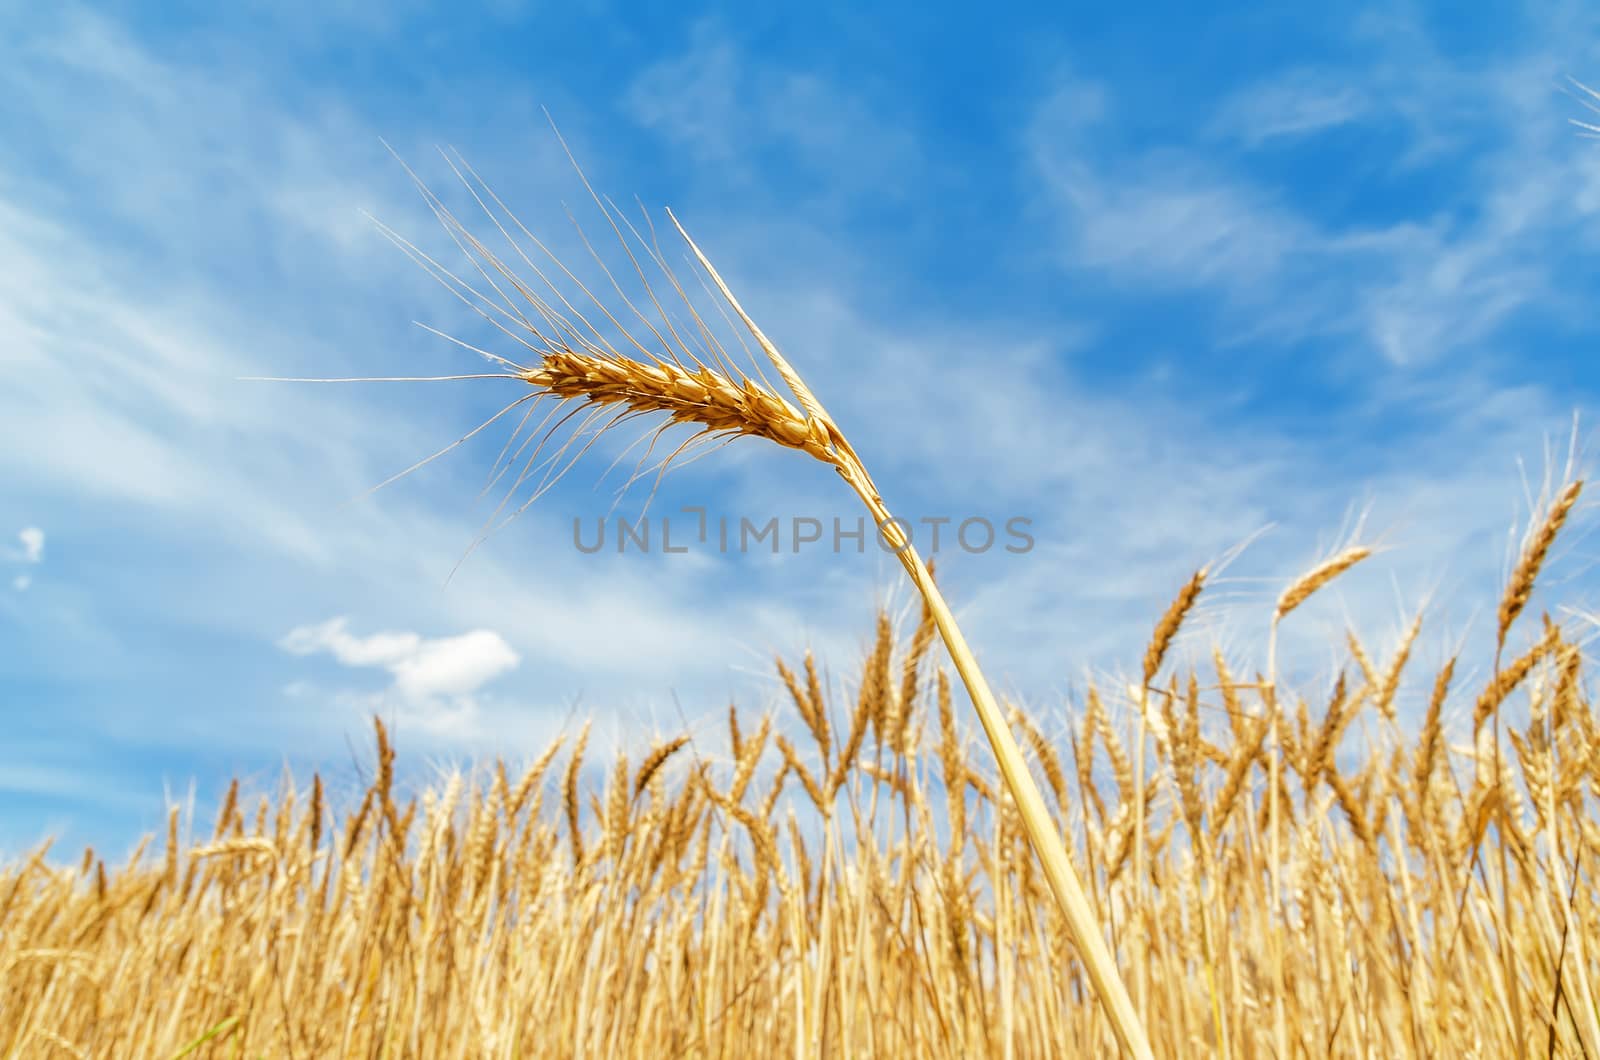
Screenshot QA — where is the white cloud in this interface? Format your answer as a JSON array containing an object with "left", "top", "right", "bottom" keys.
[
  {"left": 280, "top": 617, "right": 521, "bottom": 735},
  {"left": 16, "top": 527, "right": 43, "bottom": 564},
  {"left": 12, "top": 575, "right": 29, "bottom": 592},
  {"left": 390, "top": 630, "right": 522, "bottom": 700}
]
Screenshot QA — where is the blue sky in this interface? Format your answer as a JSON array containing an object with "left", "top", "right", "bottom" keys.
[{"left": 3, "top": 1, "right": 1599, "bottom": 858}]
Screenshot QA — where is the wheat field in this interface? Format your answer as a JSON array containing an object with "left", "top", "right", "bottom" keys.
[{"left": 4, "top": 510, "right": 1599, "bottom": 1057}]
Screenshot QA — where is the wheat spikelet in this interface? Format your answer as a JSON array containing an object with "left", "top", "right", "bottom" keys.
[
  {"left": 757, "top": 758, "right": 788, "bottom": 823},
  {"left": 463, "top": 793, "right": 501, "bottom": 903},
  {"left": 1075, "top": 693, "right": 1106, "bottom": 827},
  {"left": 775, "top": 735, "right": 827, "bottom": 815},
  {"left": 1304, "top": 672, "right": 1351, "bottom": 799},
  {"left": 342, "top": 789, "right": 375, "bottom": 861},
  {"left": 1276, "top": 547, "right": 1372, "bottom": 622},
  {"left": 1092, "top": 689, "right": 1134, "bottom": 805},
  {"left": 1144, "top": 569, "right": 1207, "bottom": 686},
  {"left": 728, "top": 714, "right": 771, "bottom": 804},
  {"left": 634, "top": 736, "right": 691, "bottom": 801},
  {"left": 1014, "top": 708, "right": 1068, "bottom": 808},
  {"left": 775, "top": 658, "right": 829, "bottom": 763},
  {"left": 894, "top": 592, "right": 939, "bottom": 753},
  {"left": 1210, "top": 713, "right": 1267, "bottom": 831},
  {"left": 935, "top": 670, "right": 967, "bottom": 845},
  {"left": 826, "top": 684, "right": 874, "bottom": 808},
  {"left": 803, "top": 655, "right": 828, "bottom": 751},
  {"left": 1412, "top": 657, "right": 1456, "bottom": 806},
  {"left": 1498, "top": 479, "right": 1583, "bottom": 651},
  {"left": 307, "top": 773, "right": 325, "bottom": 857},
  {"left": 1324, "top": 764, "right": 1375, "bottom": 854},
  {"left": 212, "top": 779, "right": 239, "bottom": 841},
  {"left": 604, "top": 752, "right": 633, "bottom": 868},
  {"left": 504, "top": 737, "right": 565, "bottom": 828},
  {"left": 1374, "top": 614, "right": 1423, "bottom": 724},
  {"left": 563, "top": 723, "right": 591, "bottom": 868},
  {"left": 859, "top": 612, "right": 896, "bottom": 747},
  {"left": 1347, "top": 629, "right": 1379, "bottom": 694},
  {"left": 1472, "top": 624, "right": 1559, "bottom": 736}
]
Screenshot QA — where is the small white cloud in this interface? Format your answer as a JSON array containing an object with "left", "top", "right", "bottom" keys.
[
  {"left": 390, "top": 630, "right": 521, "bottom": 701},
  {"left": 279, "top": 618, "right": 521, "bottom": 736},
  {"left": 12, "top": 574, "right": 29, "bottom": 592},
  {"left": 13, "top": 526, "right": 43, "bottom": 564}
]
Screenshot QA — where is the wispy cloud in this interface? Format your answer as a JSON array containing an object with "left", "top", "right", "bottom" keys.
[
  {"left": 623, "top": 18, "right": 921, "bottom": 205},
  {"left": 1027, "top": 32, "right": 1600, "bottom": 365},
  {"left": 1209, "top": 70, "right": 1371, "bottom": 146},
  {"left": 1027, "top": 71, "right": 1318, "bottom": 293}
]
